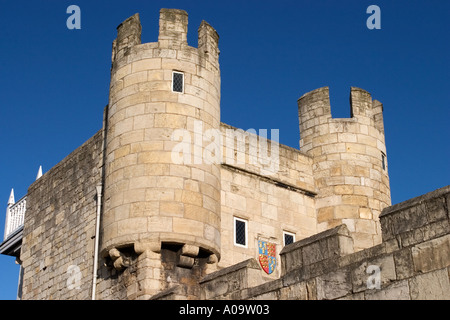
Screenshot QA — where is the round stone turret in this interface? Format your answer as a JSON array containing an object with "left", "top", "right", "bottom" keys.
[
  {"left": 298, "top": 86, "right": 391, "bottom": 250},
  {"left": 101, "top": 10, "right": 221, "bottom": 264}
]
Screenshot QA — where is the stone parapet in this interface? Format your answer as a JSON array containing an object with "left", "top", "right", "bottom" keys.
[
  {"left": 201, "top": 186, "right": 450, "bottom": 300},
  {"left": 280, "top": 224, "right": 354, "bottom": 276},
  {"left": 380, "top": 185, "right": 450, "bottom": 247},
  {"left": 199, "top": 259, "right": 264, "bottom": 299}
]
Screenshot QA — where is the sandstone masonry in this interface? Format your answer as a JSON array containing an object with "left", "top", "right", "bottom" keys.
[
  {"left": 2, "top": 8, "right": 447, "bottom": 300},
  {"left": 200, "top": 186, "right": 450, "bottom": 300}
]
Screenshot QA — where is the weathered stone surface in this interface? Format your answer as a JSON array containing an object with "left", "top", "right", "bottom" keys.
[
  {"left": 21, "top": 131, "right": 103, "bottom": 300},
  {"left": 412, "top": 234, "right": 450, "bottom": 273},
  {"left": 280, "top": 224, "right": 354, "bottom": 275},
  {"left": 200, "top": 259, "right": 263, "bottom": 300},
  {"left": 246, "top": 279, "right": 283, "bottom": 300},
  {"left": 380, "top": 185, "right": 450, "bottom": 242},
  {"left": 393, "top": 248, "right": 414, "bottom": 280},
  {"left": 409, "top": 269, "right": 450, "bottom": 300},
  {"left": 279, "top": 282, "right": 308, "bottom": 300},
  {"left": 352, "top": 255, "right": 396, "bottom": 293},
  {"left": 338, "top": 292, "right": 365, "bottom": 300},
  {"left": 365, "top": 280, "right": 411, "bottom": 300},
  {"left": 316, "top": 269, "right": 352, "bottom": 300}
]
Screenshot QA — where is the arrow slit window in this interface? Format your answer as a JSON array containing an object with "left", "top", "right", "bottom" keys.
[{"left": 381, "top": 152, "right": 387, "bottom": 171}]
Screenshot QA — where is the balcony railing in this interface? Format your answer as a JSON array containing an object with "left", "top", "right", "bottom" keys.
[{"left": 4, "top": 196, "right": 26, "bottom": 241}]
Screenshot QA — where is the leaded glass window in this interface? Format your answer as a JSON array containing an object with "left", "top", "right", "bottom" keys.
[
  {"left": 283, "top": 232, "right": 295, "bottom": 246},
  {"left": 172, "top": 71, "right": 184, "bottom": 93},
  {"left": 234, "top": 217, "right": 247, "bottom": 247}
]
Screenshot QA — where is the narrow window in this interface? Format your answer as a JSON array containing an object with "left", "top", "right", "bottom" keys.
[
  {"left": 234, "top": 217, "right": 248, "bottom": 247},
  {"left": 381, "top": 152, "right": 386, "bottom": 171},
  {"left": 172, "top": 71, "right": 184, "bottom": 93},
  {"left": 283, "top": 231, "right": 295, "bottom": 246}
]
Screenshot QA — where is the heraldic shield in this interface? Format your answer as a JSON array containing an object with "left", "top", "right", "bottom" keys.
[{"left": 258, "top": 240, "right": 277, "bottom": 274}]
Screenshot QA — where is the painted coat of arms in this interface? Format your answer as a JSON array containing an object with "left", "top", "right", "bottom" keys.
[{"left": 258, "top": 240, "right": 277, "bottom": 274}]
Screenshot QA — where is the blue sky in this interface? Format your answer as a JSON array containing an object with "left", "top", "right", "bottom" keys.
[{"left": 0, "top": 0, "right": 448, "bottom": 299}]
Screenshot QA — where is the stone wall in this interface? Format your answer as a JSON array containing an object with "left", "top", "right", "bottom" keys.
[
  {"left": 219, "top": 123, "right": 315, "bottom": 192},
  {"left": 201, "top": 185, "right": 450, "bottom": 300},
  {"left": 20, "top": 131, "right": 103, "bottom": 299},
  {"left": 219, "top": 164, "right": 317, "bottom": 275},
  {"left": 217, "top": 122, "right": 317, "bottom": 275}
]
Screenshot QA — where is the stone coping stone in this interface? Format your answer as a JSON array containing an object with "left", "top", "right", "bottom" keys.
[
  {"left": 280, "top": 224, "right": 351, "bottom": 256},
  {"left": 199, "top": 258, "right": 260, "bottom": 284},
  {"left": 380, "top": 185, "right": 450, "bottom": 218}
]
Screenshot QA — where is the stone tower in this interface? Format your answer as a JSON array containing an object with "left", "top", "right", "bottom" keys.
[
  {"left": 101, "top": 9, "right": 221, "bottom": 298},
  {"left": 298, "top": 87, "right": 391, "bottom": 250}
]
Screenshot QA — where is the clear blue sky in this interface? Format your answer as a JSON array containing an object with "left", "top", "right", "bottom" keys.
[{"left": 0, "top": 0, "right": 448, "bottom": 299}]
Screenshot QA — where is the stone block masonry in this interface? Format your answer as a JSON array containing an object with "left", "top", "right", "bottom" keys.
[
  {"left": 298, "top": 87, "right": 391, "bottom": 251},
  {"left": 200, "top": 186, "right": 450, "bottom": 300},
  {"left": 20, "top": 131, "right": 104, "bottom": 300},
  {"left": 6, "top": 7, "right": 446, "bottom": 300},
  {"left": 103, "top": 10, "right": 222, "bottom": 269},
  {"left": 101, "top": 8, "right": 222, "bottom": 299}
]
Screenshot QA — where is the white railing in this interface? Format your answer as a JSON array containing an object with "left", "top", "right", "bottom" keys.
[{"left": 4, "top": 196, "right": 26, "bottom": 241}]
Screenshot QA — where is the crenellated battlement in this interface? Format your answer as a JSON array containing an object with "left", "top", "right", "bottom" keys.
[
  {"left": 111, "top": 9, "right": 220, "bottom": 72},
  {"left": 298, "top": 87, "right": 386, "bottom": 153},
  {"left": 349, "top": 87, "right": 374, "bottom": 118},
  {"left": 198, "top": 21, "right": 220, "bottom": 59},
  {"left": 298, "top": 87, "right": 384, "bottom": 138},
  {"left": 298, "top": 86, "right": 332, "bottom": 121},
  {"left": 158, "top": 9, "right": 188, "bottom": 46},
  {"left": 112, "top": 13, "right": 142, "bottom": 63}
]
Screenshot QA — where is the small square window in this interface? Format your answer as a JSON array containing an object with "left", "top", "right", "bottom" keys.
[
  {"left": 234, "top": 217, "right": 248, "bottom": 247},
  {"left": 283, "top": 231, "right": 295, "bottom": 246},
  {"left": 172, "top": 71, "right": 184, "bottom": 93}
]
